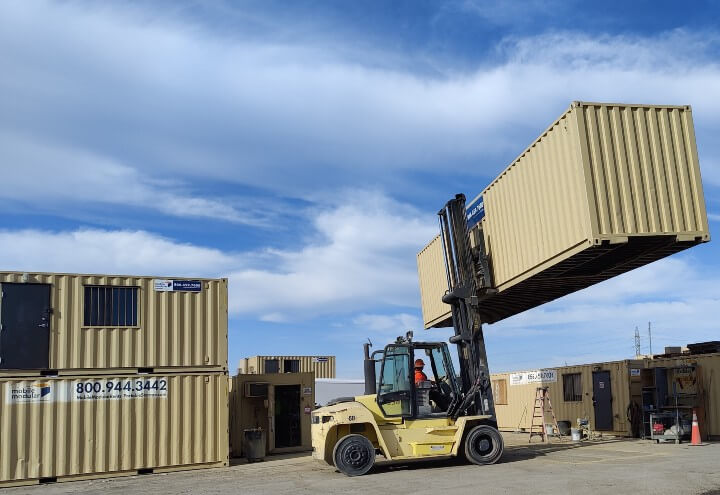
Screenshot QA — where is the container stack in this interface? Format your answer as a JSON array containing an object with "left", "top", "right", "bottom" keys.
[{"left": 0, "top": 272, "right": 229, "bottom": 488}]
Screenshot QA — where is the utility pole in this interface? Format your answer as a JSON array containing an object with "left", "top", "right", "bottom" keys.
[
  {"left": 648, "top": 321, "right": 653, "bottom": 357},
  {"left": 634, "top": 326, "right": 641, "bottom": 358}
]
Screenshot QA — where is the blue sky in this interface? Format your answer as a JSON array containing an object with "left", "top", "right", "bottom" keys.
[{"left": 1, "top": 1, "right": 718, "bottom": 377}]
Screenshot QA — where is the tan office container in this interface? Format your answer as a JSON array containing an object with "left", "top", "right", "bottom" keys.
[
  {"left": 0, "top": 372, "right": 229, "bottom": 487},
  {"left": 238, "top": 355, "right": 335, "bottom": 378},
  {"left": 419, "top": 102, "right": 710, "bottom": 327},
  {"left": 0, "top": 272, "right": 228, "bottom": 373},
  {"left": 491, "top": 360, "right": 642, "bottom": 435},
  {"left": 229, "top": 372, "right": 314, "bottom": 457}
]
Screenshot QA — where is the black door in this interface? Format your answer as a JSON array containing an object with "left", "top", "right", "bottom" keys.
[
  {"left": 0, "top": 283, "right": 51, "bottom": 369},
  {"left": 274, "top": 385, "right": 301, "bottom": 448},
  {"left": 592, "top": 371, "right": 613, "bottom": 431}
]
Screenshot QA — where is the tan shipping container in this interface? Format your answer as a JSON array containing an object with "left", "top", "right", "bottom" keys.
[
  {"left": 238, "top": 355, "right": 335, "bottom": 378},
  {"left": 0, "top": 272, "right": 228, "bottom": 373},
  {"left": 419, "top": 102, "right": 710, "bottom": 327},
  {"left": 491, "top": 359, "right": 642, "bottom": 436},
  {"left": 229, "top": 372, "right": 314, "bottom": 457},
  {"left": 0, "top": 372, "right": 229, "bottom": 488}
]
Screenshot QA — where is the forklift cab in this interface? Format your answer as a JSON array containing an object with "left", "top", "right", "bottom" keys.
[{"left": 376, "top": 341, "right": 460, "bottom": 418}]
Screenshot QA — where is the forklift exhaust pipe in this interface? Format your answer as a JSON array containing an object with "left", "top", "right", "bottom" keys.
[{"left": 363, "top": 342, "right": 377, "bottom": 395}]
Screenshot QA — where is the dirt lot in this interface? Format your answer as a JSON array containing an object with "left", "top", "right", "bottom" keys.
[{"left": 6, "top": 433, "right": 720, "bottom": 495}]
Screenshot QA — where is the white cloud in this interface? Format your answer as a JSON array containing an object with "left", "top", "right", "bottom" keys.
[
  {"left": 226, "top": 190, "right": 437, "bottom": 318},
  {"left": 352, "top": 313, "right": 423, "bottom": 334},
  {"left": 0, "top": 132, "right": 257, "bottom": 223},
  {"left": 0, "top": 191, "right": 436, "bottom": 320},
  {"left": 0, "top": 229, "right": 235, "bottom": 276},
  {"left": 709, "top": 213, "right": 720, "bottom": 222},
  {"left": 1, "top": 2, "right": 719, "bottom": 203}
]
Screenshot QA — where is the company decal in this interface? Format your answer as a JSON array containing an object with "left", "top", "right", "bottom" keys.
[
  {"left": 509, "top": 369, "right": 557, "bottom": 386},
  {"left": 630, "top": 368, "right": 641, "bottom": 377},
  {"left": 153, "top": 279, "right": 202, "bottom": 292},
  {"left": 465, "top": 195, "right": 485, "bottom": 229},
  {"left": 6, "top": 378, "right": 169, "bottom": 404},
  {"left": 6, "top": 381, "right": 54, "bottom": 403},
  {"left": 70, "top": 377, "right": 169, "bottom": 401},
  {"left": 312, "top": 357, "right": 329, "bottom": 363},
  {"left": 303, "top": 387, "right": 313, "bottom": 395}
]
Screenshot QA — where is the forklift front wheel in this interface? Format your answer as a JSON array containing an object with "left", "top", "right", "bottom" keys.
[
  {"left": 464, "top": 425, "right": 504, "bottom": 465},
  {"left": 333, "top": 434, "right": 376, "bottom": 476}
]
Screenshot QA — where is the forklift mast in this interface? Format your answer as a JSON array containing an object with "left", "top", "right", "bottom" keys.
[{"left": 438, "top": 194, "right": 496, "bottom": 422}]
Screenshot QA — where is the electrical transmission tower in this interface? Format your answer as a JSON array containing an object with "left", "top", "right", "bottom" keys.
[{"left": 634, "top": 326, "right": 641, "bottom": 357}]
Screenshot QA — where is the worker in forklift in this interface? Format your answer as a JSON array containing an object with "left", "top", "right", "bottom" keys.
[
  {"left": 414, "top": 359, "right": 428, "bottom": 384},
  {"left": 415, "top": 357, "right": 452, "bottom": 413}
]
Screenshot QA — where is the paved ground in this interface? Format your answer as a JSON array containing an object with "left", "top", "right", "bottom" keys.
[{"left": 7, "top": 433, "right": 720, "bottom": 495}]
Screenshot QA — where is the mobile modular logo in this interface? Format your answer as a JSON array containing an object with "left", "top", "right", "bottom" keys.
[
  {"left": 465, "top": 195, "right": 485, "bottom": 230},
  {"left": 6, "top": 382, "right": 53, "bottom": 404}
]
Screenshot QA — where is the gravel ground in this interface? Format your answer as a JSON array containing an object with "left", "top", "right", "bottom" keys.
[{"left": 6, "top": 433, "right": 720, "bottom": 495}]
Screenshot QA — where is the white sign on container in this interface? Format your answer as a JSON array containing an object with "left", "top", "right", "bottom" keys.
[
  {"left": 509, "top": 369, "right": 557, "bottom": 386},
  {"left": 6, "top": 378, "right": 169, "bottom": 404}
]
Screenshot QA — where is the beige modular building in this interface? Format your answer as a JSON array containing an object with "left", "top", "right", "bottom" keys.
[
  {"left": 491, "top": 350, "right": 720, "bottom": 438},
  {"left": 491, "top": 360, "right": 642, "bottom": 436},
  {"left": 418, "top": 102, "right": 710, "bottom": 328},
  {"left": 0, "top": 372, "right": 229, "bottom": 488},
  {"left": 0, "top": 272, "right": 228, "bottom": 373},
  {"left": 238, "top": 355, "right": 335, "bottom": 378},
  {"left": 229, "top": 372, "right": 314, "bottom": 457}
]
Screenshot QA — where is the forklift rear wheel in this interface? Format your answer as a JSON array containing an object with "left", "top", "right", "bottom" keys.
[
  {"left": 333, "top": 434, "right": 375, "bottom": 476},
  {"left": 464, "top": 425, "right": 504, "bottom": 465}
]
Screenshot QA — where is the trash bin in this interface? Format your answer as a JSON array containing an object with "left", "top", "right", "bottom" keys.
[{"left": 243, "top": 428, "right": 266, "bottom": 462}]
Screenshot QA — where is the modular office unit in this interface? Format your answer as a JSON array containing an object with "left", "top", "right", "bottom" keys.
[
  {"left": 0, "top": 272, "right": 228, "bottom": 373},
  {"left": 238, "top": 355, "right": 336, "bottom": 378},
  {"left": 418, "top": 102, "right": 710, "bottom": 328},
  {"left": 491, "top": 360, "right": 642, "bottom": 436},
  {"left": 229, "top": 372, "right": 315, "bottom": 457},
  {"left": 0, "top": 372, "right": 229, "bottom": 487}
]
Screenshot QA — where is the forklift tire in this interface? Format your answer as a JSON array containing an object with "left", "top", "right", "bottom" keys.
[
  {"left": 464, "top": 425, "right": 504, "bottom": 465},
  {"left": 333, "top": 434, "right": 375, "bottom": 476}
]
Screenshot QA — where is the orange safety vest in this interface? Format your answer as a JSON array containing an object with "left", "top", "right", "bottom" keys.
[{"left": 414, "top": 369, "right": 428, "bottom": 384}]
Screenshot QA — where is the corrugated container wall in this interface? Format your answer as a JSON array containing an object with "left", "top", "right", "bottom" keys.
[
  {"left": 0, "top": 272, "right": 228, "bottom": 372},
  {"left": 0, "top": 372, "right": 229, "bottom": 487},
  {"left": 491, "top": 360, "right": 641, "bottom": 435},
  {"left": 238, "top": 356, "right": 335, "bottom": 378},
  {"left": 644, "top": 353, "right": 720, "bottom": 436},
  {"left": 419, "top": 102, "right": 710, "bottom": 328}
]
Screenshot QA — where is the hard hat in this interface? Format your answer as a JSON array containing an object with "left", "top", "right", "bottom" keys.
[{"left": 414, "top": 359, "right": 425, "bottom": 368}]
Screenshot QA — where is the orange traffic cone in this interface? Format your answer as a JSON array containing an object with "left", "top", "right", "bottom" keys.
[{"left": 690, "top": 408, "right": 702, "bottom": 446}]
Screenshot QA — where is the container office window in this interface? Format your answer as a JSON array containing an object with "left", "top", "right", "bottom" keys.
[
  {"left": 284, "top": 359, "right": 300, "bottom": 373},
  {"left": 84, "top": 286, "right": 139, "bottom": 327},
  {"left": 491, "top": 379, "right": 508, "bottom": 405},
  {"left": 563, "top": 373, "right": 582, "bottom": 402},
  {"left": 265, "top": 359, "right": 279, "bottom": 373}
]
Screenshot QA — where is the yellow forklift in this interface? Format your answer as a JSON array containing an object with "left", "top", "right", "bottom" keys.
[{"left": 312, "top": 194, "right": 503, "bottom": 475}]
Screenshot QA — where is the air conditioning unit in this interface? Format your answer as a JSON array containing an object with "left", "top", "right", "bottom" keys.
[{"left": 245, "top": 382, "right": 269, "bottom": 398}]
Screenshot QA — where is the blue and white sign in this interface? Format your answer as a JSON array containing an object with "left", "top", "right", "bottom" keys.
[
  {"left": 153, "top": 279, "right": 202, "bottom": 292},
  {"left": 465, "top": 195, "right": 485, "bottom": 229}
]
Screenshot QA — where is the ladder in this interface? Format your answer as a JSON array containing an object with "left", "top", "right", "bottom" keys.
[{"left": 529, "top": 387, "right": 561, "bottom": 442}]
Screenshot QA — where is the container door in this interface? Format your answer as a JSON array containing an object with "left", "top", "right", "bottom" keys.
[
  {"left": 274, "top": 384, "right": 301, "bottom": 448},
  {"left": 0, "top": 283, "right": 51, "bottom": 369},
  {"left": 592, "top": 371, "right": 613, "bottom": 431}
]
